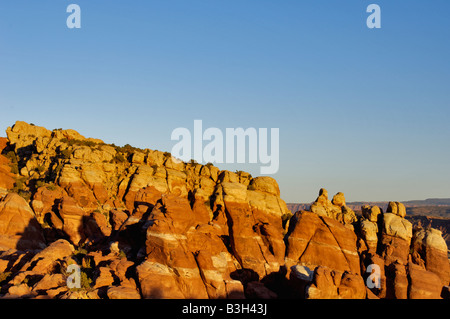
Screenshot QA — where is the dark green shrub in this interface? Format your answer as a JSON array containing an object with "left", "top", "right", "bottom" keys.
[
  {"left": 113, "top": 153, "right": 126, "bottom": 163},
  {"left": 80, "top": 271, "right": 93, "bottom": 290},
  {"left": 60, "top": 148, "right": 72, "bottom": 159},
  {"left": 35, "top": 180, "right": 45, "bottom": 189},
  {"left": 5, "top": 151, "right": 17, "bottom": 163},
  {"left": 10, "top": 164, "right": 19, "bottom": 175},
  {"left": 5, "top": 151, "right": 19, "bottom": 174},
  {"left": 60, "top": 138, "right": 99, "bottom": 148},
  {"left": 17, "top": 189, "right": 31, "bottom": 201},
  {"left": 46, "top": 182, "right": 57, "bottom": 191}
]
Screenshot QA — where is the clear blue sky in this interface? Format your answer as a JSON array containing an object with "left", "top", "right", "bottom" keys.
[{"left": 1, "top": 1, "right": 449, "bottom": 203}]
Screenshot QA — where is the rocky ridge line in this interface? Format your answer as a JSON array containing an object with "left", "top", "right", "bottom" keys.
[{"left": 0, "top": 121, "right": 448, "bottom": 299}]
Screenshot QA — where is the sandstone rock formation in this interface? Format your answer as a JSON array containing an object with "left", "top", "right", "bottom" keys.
[
  {"left": 0, "top": 193, "right": 46, "bottom": 251},
  {"left": 306, "top": 266, "right": 366, "bottom": 299},
  {"left": 359, "top": 205, "right": 381, "bottom": 253},
  {"left": 411, "top": 227, "right": 450, "bottom": 285},
  {"left": 309, "top": 188, "right": 357, "bottom": 227},
  {"left": 379, "top": 211, "right": 413, "bottom": 266},
  {"left": 0, "top": 138, "right": 15, "bottom": 196},
  {"left": 0, "top": 121, "right": 448, "bottom": 299},
  {"left": 285, "top": 211, "right": 360, "bottom": 275}
]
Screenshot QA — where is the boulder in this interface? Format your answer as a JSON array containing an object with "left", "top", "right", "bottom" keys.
[
  {"left": 108, "top": 258, "right": 138, "bottom": 289},
  {"left": 79, "top": 163, "right": 110, "bottom": 204},
  {"left": 310, "top": 188, "right": 336, "bottom": 217},
  {"left": 93, "top": 267, "right": 115, "bottom": 288},
  {"left": 309, "top": 189, "right": 356, "bottom": 226},
  {"left": 337, "top": 205, "right": 357, "bottom": 226},
  {"left": 361, "top": 205, "right": 382, "bottom": 222},
  {"left": 331, "top": 192, "right": 346, "bottom": 207},
  {"left": 58, "top": 196, "right": 89, "bottom": 245},
  {"left": 0, "top": 193, "right": 46, "bottom": 251},
  {"left": 305, "top": 266, "right": 366, "bottom": 299},
  {"left": 6, "top": 283, "right": 36, "bottom": 298},
  {"left": 6, "top": 121, "right": 52, "bottom": 151},
  {"left": 248, "top": 176, "right": 280, "bottom": 196},
  {"left": 72, "top": 145, "right": 114, "bottom": 163},
  {"left": 359, "top": 219, "right": 378, "bottom": 253},
  {"left": 110, "top": 209, "right": 129, "bottom": 231},
  {"left": 411, "top": 227, "right": 450, "bottom": 285},
  {"left": 164, "top": 155, "right": 185, "bottom": 171},
  {"left": 387, "top": 202, "right": 407, "bottom": 218},
  {"left": 19, "top": 239, "right": 74, "bottom": 274},
  {"left": 32, "top": 274, "right": 65, "bottom": 293},
  {"left": 146, "top": 150, "right": 165, "bottom": 167},
  {"left": 124, "top": 166, "right": 168, "bottom": 212},
  {"left": 166, "top": 168, "right": 188, "bottom": 197},
  {"left": 218, "top": 170, "right": 239, "bottom": 183},
  {"left": 221, "top": 182, "right": 247, "bottom": 203},
  {"left": 107, "top": 286, "right": 141, "bottom": 299},
  {"left": 382, "top": 213, "right": 412, "bottom": 241},
  {"left": 31, "top": 186, "right": 64, "bottom": 224},
  {"left": 288, "top": 265, "right": 314, "bottom": 298},
  {"left": 58, "top": 165, "right": 98, "bottom": 211}
]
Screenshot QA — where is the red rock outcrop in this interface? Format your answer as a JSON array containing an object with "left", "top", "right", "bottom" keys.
[
  {"left": 309, "top": 188, "right": 357, "bottom": 226},
  {"left": 0, "top": 193, "right": 46, "bottom": 251},
  {"left": 0, "top": 121, "right": 449, "bottom": 300},
  {"left": 359, "top": 205, "right": 381, "bottom": 253},
  {"left": 137, "top": 194, "right": 244, "bottom": 299},
  {"left": 285, "top": 211, "right": 360, "bottom": 275},
  {"left": 219, "top": 179, "right": 286, "bottom": 279},
  {"left": 0, "top": 138, "right": 16, "bottom": 195},
  {"left": 305, "top": 266, "right": 366, "bottom": 299},
  {"left": 407, "top": 261, "right": 443, "bottom": 299},
  {"left": 379, "top": 210, "right": 413, "bottom": 266},
  {"left": 411, "top": 227, "right": 450, "bottom": 285}
]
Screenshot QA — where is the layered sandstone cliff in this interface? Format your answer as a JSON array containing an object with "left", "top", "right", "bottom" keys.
[{"left": 0, "top": 121, "right": 448, "bottom": 299}]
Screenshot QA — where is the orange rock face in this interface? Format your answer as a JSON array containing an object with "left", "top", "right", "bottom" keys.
[
  {"left": 285, "top": 211, "right": 360, "bottom": 275},
  {"left": 407, "top": 262, "right": 443, "bottom": 299},
  {"left": 306, "top": 266, "right": 366, "bottom": 299},
  {"left": 138, "top": 194, "right": 244, "bottom": 299},
  {"left": 411, "top": 228, "right": 450, "bottom": 285},
  {"left": 0, "top": 193, "right": 45, "bottom": 251},
  {"left": 0, "top": 138, "right": 15, "bottom": 194}
]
